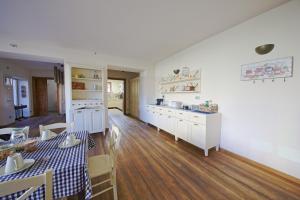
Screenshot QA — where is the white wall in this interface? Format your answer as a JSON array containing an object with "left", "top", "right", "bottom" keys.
[
  {"left": 153, "top": 1, "right": 300, "bottom": 178},
  {"left": 47, "top": 79, "right": 57, "bottom": 112}
]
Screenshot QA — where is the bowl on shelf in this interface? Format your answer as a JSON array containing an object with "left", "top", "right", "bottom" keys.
[{"left": 173, "top": 69, "right": 180, "bottom": 75}]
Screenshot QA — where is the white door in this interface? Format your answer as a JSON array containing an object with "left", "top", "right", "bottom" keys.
[
  {"left": 84, "top": 109, "right": 93, "bottom": 133},
  {"left": 92, "top": 109, "right": 103, "bottom": 133},
  {"left": 176, "top": 119, "right": 190, "bottom": 141},
  {"left": 73, "top": 110, "right": 85, "bottom": 131},
  {"left": 190, "top": 123, "right": 206, "bottom": 149}
]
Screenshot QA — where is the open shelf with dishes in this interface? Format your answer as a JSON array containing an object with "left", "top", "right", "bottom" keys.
[
  {"left": 71, "top": 67, "right": 104, "bottom": 101},
  {"left": 160, "top": 69, "right": 201, "bottom": 94}
]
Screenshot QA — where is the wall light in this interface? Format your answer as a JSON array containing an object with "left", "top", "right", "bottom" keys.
[{"left": 255, "top": 44, "right": 274, "bottom": 55}]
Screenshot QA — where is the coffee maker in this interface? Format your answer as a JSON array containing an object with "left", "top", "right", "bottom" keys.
[{"left": 156, "top": 98, "right": 164, "bottom": 105}]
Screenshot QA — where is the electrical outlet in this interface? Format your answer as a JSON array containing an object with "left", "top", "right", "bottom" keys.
[{"left": 195, "top": 95, "right": 200, "bottom": 100}]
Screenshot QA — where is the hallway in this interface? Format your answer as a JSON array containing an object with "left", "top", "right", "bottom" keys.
[{"left": 89, "top": 109, "right": 300, "bottom": 200}]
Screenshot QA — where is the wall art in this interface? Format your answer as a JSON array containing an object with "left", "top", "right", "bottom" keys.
[{"left": 241, "top": 57, "right": 293, "bottom": 81}]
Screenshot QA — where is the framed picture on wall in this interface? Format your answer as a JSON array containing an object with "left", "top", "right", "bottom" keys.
[
  {"left": 241, "top": 57, "right": 293, "bottom": 81},
  {"left": 21, "top": 85, "right": 27, "bottom": 98},
  {"left": 4, "top": 76, "right": 13, "bottom": 86}
]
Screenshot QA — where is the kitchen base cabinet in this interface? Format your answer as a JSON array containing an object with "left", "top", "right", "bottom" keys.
[
  {"left": 84, "top": 109, "right": 93, "bottom": 132},
  {"left": 92, "top": 108, "right": 104, "bottom": 133},
  {"left": 73, "top": 108, "right": 104, "bottom": 134},
  {"left": 145, "top": 105, "right": 221, "bottom": 156},
  {"left": 73, "top": 110, "right": 85, "bottom": 131}
]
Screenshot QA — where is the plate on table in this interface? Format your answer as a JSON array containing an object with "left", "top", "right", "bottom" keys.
[
  {"left": 0, "top": 159, "right": 35, "bottom": 176},
  {"left": 58, "top": 139, "right": 81, "bottom": 149}
]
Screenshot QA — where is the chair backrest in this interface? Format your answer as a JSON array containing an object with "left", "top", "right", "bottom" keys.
[
  {"left": 109, "top": 125, "right": 120, "bottom": 168},
  {"left": 39, "top": 122, "right": 74, "bottom": 135},
  {"left": 0, "top": 169, "right": 53, "bottom": 200},
  {"left": 0, "top": 126, "right": 30, "bottom": 135},
  {"left": 0, "top": 128, "right": 14, "bottom": 135}
]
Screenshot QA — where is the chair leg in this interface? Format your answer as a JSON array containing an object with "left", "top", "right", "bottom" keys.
[{"left": 113, "top": 184, "right": 118, "bottom": 200}]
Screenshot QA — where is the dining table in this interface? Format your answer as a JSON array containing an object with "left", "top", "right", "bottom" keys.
[{"left": 0, "top": 131, "right": 96, "bottom": 200}]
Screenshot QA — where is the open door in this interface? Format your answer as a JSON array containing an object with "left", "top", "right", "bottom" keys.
[
  {"left": 32, "top": 77, "right": 48, "bottom": 116},
  {"left": 129, "top": 77, "right": 139, "bottom": 118}
]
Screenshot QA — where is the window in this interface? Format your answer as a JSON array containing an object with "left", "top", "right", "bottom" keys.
[{"left": 107, "top": 82, "right": 112, "bottom": 93}]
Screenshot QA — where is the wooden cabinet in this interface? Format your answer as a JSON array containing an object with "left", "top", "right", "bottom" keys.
[{"left": 145, "top": 105, "right": 221, "bottom": 156}]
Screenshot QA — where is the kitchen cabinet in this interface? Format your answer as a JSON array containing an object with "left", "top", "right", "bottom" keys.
[
  {"left": 176, "top": 119, "right": 190, "bottom": 142},
  {"left": 73, "top": 110, "right": 85, "bottom": 131},
  {"left": 73, "top": 107, "right": 104, "bottom": 134},
  {"left": 84, "top": 109, "right": 93, "bottom": 132},
  {"left": 145, "top": 105, "right": 221, "bottom": 156},
  {"left": 92, "top": 108, "right": 103, "bottom": 133},
  {"left": 190, "top": 123, "right": 207, "bottom": 155}
]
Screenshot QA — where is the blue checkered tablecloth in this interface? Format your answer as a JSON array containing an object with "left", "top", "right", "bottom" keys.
[{"left": 0, "top": 131, "right": 96, "bottom": 200}]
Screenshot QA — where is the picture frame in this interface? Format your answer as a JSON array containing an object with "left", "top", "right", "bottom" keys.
[{"left": 241, "top": 57, "right": 293, "bottom": 81}]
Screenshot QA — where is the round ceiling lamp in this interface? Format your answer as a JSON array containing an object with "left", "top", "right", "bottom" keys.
[{"left": 255, "top": 44, "right": 274, "bottom": 55}]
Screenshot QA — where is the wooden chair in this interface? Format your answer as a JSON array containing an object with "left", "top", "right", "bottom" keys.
[
  {"left": 88, "top": 125, "right": 120, "bottom": 200},
  {"left": 0, "top": 169, "right": 53, "bottom": 200},
  {"left": 39, "top": 122, "right": 74, "bottom": 135},
  {"left": 0, "top": 126, "right": 30, "bottom": 141}
]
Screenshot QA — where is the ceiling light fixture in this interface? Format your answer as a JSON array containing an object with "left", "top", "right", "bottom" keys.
[{"left": 255, "top": 44, "right": 274, "bottom": 55}]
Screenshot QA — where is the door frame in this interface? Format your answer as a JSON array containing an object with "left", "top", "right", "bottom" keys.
[{"left": 107, "top": 78, "right": 126, "bottom": 114}]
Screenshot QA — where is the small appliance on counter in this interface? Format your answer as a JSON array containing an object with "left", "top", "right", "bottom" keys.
[
  {"left": 168, "top": 101, "right": 182, "bottom": 109},
  {"left": 156, "top": 98, "right": 164, "bottom": 105},
  {"left": 182, "top": 105, "right": 191, "bottom": 110}
]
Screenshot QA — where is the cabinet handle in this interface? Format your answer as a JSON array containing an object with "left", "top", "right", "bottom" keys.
[
  {"left": 194, "top": 123, "right": 199, "bottom": 126},
  {"left": 179, "top": 120, "right": 183, "bottom": 122},
  {"left": 77, "top": 111, "right": 82, "bottom": 113},
  {"left": 194, "top": 116, "right": 199, "bottom": 118},
  {"left": 168, "top": 116, "right": 171, "bottom": 118},
  {"left": 95, "top": 110, "right": 100, "bottom": 112},
  {"left": 179, "top": 113, "right": 183, "bottom": 115},
  {"left": 160, "top": 114, "right": 162, "bottom": 116}
]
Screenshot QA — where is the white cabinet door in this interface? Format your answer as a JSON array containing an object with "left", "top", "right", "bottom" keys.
[
  {"left": 92, "top": 109, "right": 103, "bottom": 133},
  {"left": 73, "top": 110, "right": 85, "bottom": 131},
  {"left": 190, "top": 123, "right": 206, "bottom": 149},
  {"left": 165, "top": 115, "right": 175, "bottom": 135},
  {"left": 176, "top": 119, "right": 190, "bottom": 141},
  {"left": 145, "top": 108, "right": 152, "bottom": 124},
  {"left": 84, "top": 109, "right": 93, "bottom": 133}
]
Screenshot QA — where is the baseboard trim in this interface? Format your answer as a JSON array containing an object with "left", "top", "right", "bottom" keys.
[{"left": 220, "top": 148, "right": 300, "bottom": 185}]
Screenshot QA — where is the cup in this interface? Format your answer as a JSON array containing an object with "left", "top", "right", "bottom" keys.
[
  {"left": 66, "top": 134, "right": 76, "bottom": 146},
  {"left": 5, "top": 153, "right": 24, "bottom": 174},
  {"left": 41, "top": 130, "right": 50, "bottom": 141}
]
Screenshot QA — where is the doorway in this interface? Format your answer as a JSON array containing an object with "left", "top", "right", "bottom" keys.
[
  {"left": 107, "top": 78, "right": 126, "bottom": 113},
  {"left": 32, "top": 77, "right": 58, "bottom": 116}
]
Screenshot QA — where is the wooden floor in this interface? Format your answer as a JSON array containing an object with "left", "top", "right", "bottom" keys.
[{"left": 89, "top": 109, "right": 300, "bottom": 200}]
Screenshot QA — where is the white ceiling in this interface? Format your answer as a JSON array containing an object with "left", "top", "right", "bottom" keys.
[{"left": 0, "top": 0, "right": 288, "bottom": 63}]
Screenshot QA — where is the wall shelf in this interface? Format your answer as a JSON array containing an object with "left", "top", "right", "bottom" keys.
[
  {"left": 160, "top": 77, "right": 200, "bottom": 85},
  {"left": 73, "top": 89, "right": 102, "bottom": 92},
  {"left": 162, "top": 91, "right": 200, "bottom": 94},
  {"left": 72, "top": 77, "right": 102, "bottom": 81}
]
